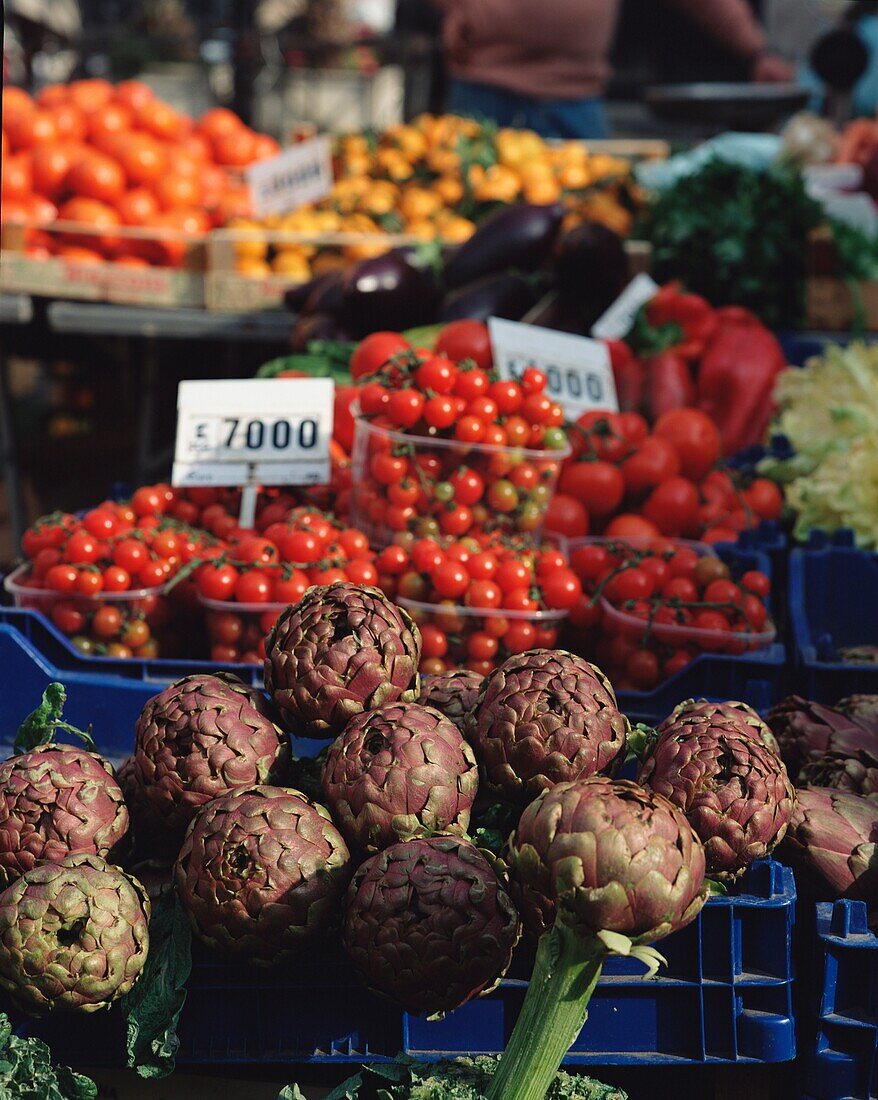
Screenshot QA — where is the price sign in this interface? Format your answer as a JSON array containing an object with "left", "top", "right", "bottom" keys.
[
  {"left": 245, "top": 136, "right": 333, "bottom": 217},
  {"left": 591, "top": 273, "right": 659, "bottom": 341},
  {"left": 172, "top": 378, "right": 334, "bottom": 490},
  {"left": 489, "top": 318, "right": 618, "bottom": 416}
]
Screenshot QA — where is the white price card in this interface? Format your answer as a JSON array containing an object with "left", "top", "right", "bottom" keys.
[
  {"left": 245, "top": 136, "right": 333, "bottom": 218},
  {"left": 172, "top": 378, "right": 334, "bottom": 489},
  {"left": 591, "top": 273, "right": 660, "bottom": 341},
  {"left": 489, "top": 317, "right": 618, "bottom": 416}
]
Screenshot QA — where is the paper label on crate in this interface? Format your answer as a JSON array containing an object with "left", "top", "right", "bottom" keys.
[
  {"left": 172, "top": 378, "right": 334, "bottom": 488},
  {"left": 245, "top": 136, "right": 333, "bottom": 217},
  {"left": 591, "top": 273, "right": 659, "bottom": 340},
  {"left": 489, "top": 318, "right": 618, "bottom": 415}
]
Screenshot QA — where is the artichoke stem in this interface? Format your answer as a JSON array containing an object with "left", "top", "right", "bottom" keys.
[{"left": 486, "top": 922, "right": 605, "bottom": 1100}]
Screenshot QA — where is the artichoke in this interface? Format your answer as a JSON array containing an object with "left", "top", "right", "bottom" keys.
[
  {"left": 0, "top": 853, "right": 149, "bottom": 1014},
  {"left": 0, "top": 745, "right": 128, "bottom": 887},
  {"left": 509, "top": 777, "right": 708, "bottom": 941},
  {"left": 779, "top": 786, "right": 878, "bottom": 902},
  {"left": 175, "top": 785, "right": 351, "bottom": 964},
  {"left": 264, "top": 582, "right": 422, "bottom": 737},
  {"left": 659, "top": 699, "right": 780, "bottom": 755},
  {"left": 420, "top": 670, "right": 484, "bottom": 735},
  {"left": 467, "top": 650, "right": 628, "bottom": 805},
  {"left": 837, "top": 695, "right": 878, "bottom": 726},
  {"left": 343, "top": 836, "right": 520, "bottom": 1017},
  {"left": 639, "top": 708, "right": 796, "bottom": 880},
  {"left": 322, "top": 702, "right": 479, "bottom": 851},
  {"left": 133, "top": 673, "right": 289, "bottom": 835},
  {"left": 767, "top": 695, "right": 878, "bottom": 795},
  {"left": 486, "top": 777, "right": 708, "bottom": 1100}
]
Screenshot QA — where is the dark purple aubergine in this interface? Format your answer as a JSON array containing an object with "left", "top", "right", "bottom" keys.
[
  {"left": 290, "top": 312, "right": 354, "bottom": 352},
  {"left": 443, "top": 203, "right": 564, "bottom": 290},
  {"left": 339, "top": 253, "right": 441, "bottom": 336},
  {"left": 554, "top": 221, "right": 628, "bottom": 310},
  {"left": 523, "top": 292, "right": 592, "bottom": 335},
  {"left": 439, "top": 272, "right": 538, "bottom": 324},
  {"left": 304, "top": 269, "right": 345, "bottom": 316},
  {"left": 284, "top": 271, "right": 339, "bottom": 311}
]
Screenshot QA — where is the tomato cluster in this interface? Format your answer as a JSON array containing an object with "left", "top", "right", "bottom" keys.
[
  {"left": 197, "top": 511, "right": 377, "bottom": 665},
  {"left": 14, "top": 498, "right": 217, "bottom": 657},
  {"left": 375, "top": 533, "right": 582, "bottom": 677},
  {"left": 566, "top": 538, "right": 773, "bottom": 691},
  {"left": 349, "top": 326, "right": 569, "bottom": 546},
  {"left": 2, "top": 82, "right": 279, "bottom": 266},
  {"left": 547, "top": 407, "right": 783, "bottom": 543}
]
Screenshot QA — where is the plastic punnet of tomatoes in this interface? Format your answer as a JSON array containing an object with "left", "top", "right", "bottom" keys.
[
  {"left": 563, "top": 535, "right": 776, "bottom": 693},
  {"left": 375, "top": 535, "right": 582, "bottom": 676},
  {"left": 195, "top": 511, "right": 377, "bottom": 665}
]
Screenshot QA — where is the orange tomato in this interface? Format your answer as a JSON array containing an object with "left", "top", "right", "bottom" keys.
[
  {"left": 68, "top": 79, "right": 114, "bottom": 113},
  {"left": 1, "top": 153, "right": 32, "bottom": 201},
  {"left": 3, "top": 94, "right": 38, "bottom": 151},
  {"left": 163, "top": 147, "right": 200, "bottom": 179},
  {"left": 144, "top": 208, "right": 208, "bottom": 267},
  {"left": 56, "top": 245, "right": 104, "bottom": 265},
  {"left": 0, "top": 199, "right": 31, "bottom": 224},
  {"left": 197, "top": 107, "right": 243, "bottom": 142},
  {"left": 87, "top": 102, "right": 133, "bottom": 148},
  {"left": 22, "top": 193, "right": 58, "bottom": 225},
  {"left": 51, "top": 101, "right": 88, "bottom": 142},
  {"left": 137, "top": 100, "right": 188, "bottom": 141},
  {"left": 24, "top": 243, "right": 53, "bottom": 260},
  {"left": 116, "top": 133, "right": 166, "bottom": 186},
  {"left": 66, "top": 151, "right": 126, "bottom": 205},
  {"left": 31, "top": 145, "right": 70, "bottom": 199},
  {"left": 114, "top": 80, "right": 154, "bottom": 113},
  {"left": 210, "top": 187, "right": 251, "bottom": 226},
  {"left": 179, "top": 131, "right": 211, "bottom": 161},
  {"left": 114, "top": 254, "right": 150, "bottom": 268},
  {"left": 153, "top": 173, "right": 202, "bottom": 210},
  {"left": 251, "top": 133, "right": 281, "bottom": 161},
  {"left": 36, "top": 84, "right": 69, "bottom": 108},
  {"left": 0, "top": 131, "right": 6, "bottom": 159},
  {"left": 199, "top": 164, "right": 228, "bottom": 210},
  {"left": 212, "top": 129, "right": 257, "bottom": 167},
  {"left": 115, "top": 187, "right": 159, "bottom": 226},
  {"left": 57, "top": 196, "right": 121, "bottom": 253}
]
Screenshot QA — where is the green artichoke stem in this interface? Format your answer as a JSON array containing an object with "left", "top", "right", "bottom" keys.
[{"left": 485, "top": 921, "right": 605, "bottom": 1100}]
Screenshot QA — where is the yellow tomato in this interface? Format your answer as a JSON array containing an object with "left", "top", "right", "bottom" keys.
[
  {"left": 524, "top": 177, "right": 561, "bottom": 204},
  {"left": 376, "top": 148, "right": 414, "bottom": 181},
  {"left": 229, "top": 219, "right": 268, "bottom": 261},
  {"left": 558, "top": 162, "right": 592, "bottom": 190},
  {"left": 405, "top": 218, "right": 438, "bottom": 241},
  {"left": 385, "top": 124, "right": 428, "bottom": 161},
  {"left": 344, "top": 240, "right": 390, "bottom": 261},
  {"left": 472, "top": 164, "right": 521, "bottom": 203},
  {"left": 437, "top": 215, "right": 476, "bottom": 243},
  {"left": 272, "top": 250, "right": 311, "bottom": 279},
  {"left": 400, "top": 187, "right": 444, "bottom": 220},
  {"left": 235, "top": 256, "right": 272, "bottom": 278},
  {"left": 359, "top": 181, "right": 399, "bottom": 216}
]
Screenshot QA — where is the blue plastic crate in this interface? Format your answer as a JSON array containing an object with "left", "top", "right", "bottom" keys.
[
  {"left": 789, "top": 540, "right": 878, "bottom": 703},
  {"left": 615, "top": 544, "right": 787, "bottom": 726},
  {"left": 800, "top": 900, "right": 878, "bottom": 1100},
  {"left": 12, "top": 859, "right": 795, "bottom": 1069}
]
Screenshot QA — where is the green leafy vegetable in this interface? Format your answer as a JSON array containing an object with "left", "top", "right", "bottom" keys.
[
  {"left": 278, "top": 1057, "right": 627, "bottom": 1100},
  {"left": 640, "top": 158, "right": 823, "bottom": 328},
  {"left": 0, "top": 1013, "right": 97, "bottom": 1100},
  {"left": 14, "top": 684, "right": 96, "bottom": 755},
  {"left": 257, "top": 354, "right": 352, "bottom": 385},
  {"left": 122, "top": 890, "right": 193, "bottom": 1080}
]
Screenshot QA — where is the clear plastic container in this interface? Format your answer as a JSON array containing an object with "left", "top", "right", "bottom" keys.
[
  {"left": 397, "top": 597, "right": 569, "bottom": 675},
  {"left": 4, "top": 563, "right": 170, "bottom": 659},
  {"left": 198, "top": 593, "right": 285, "bottom": 666},
  {"left": 350, "top": 413, "right": 571, "bottom": 550}
]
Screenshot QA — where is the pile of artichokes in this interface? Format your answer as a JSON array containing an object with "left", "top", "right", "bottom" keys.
[{"left": 0, "top": 582, "right": 807, "bottom": 1100}]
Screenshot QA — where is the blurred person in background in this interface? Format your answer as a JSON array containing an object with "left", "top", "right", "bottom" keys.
[{"left": 437, "top": 0, "right": 794, "bottom": 138}]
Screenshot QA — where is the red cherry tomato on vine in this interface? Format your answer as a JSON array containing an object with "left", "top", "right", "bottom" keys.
[{"left": 350, "top": 332, "right": 410, "bottom": 379}]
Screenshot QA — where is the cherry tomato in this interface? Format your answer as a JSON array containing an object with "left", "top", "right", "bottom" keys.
[
  {"left": 449, "top": 468, "right": 485, "bottom": 507},
  {"left": 64, "top": 531, "right": 101, "bottom": 565},
  {"left": 642, "top": 477, "right": 700, "bottom": 537},
  {"left": 662, "top": 576, "right": 698, "bottom": 601},
  {"left": 388, "top": 389, "right": 425, "bottom": 428},
  {"left": 504, "top": 620, "right": 536, "bottom": 653},
  {"left": 432, "top": 561, "right": 469, "bottom": 599},
  {"left": 544, "top": 494, "right": 588, "bottom": 539},
  {"left": 45, "top": 564, "right": 79, "bottom": 592},
  {"left": 439, "top": 506, "right": 473, "bottom": 537},
  {"left": 435, "top": 320, "right": 492, "bottom": 370},
  {"left": 742, "top": 594, "right": 768, "bottom": 631},
  {"left": 424, "top": 395, "right": 457, "bottom": 430},
  {"left": 82, "top": 508, "right": 119, "bottom": 539},
  {"left": 604, "top": 515, "right": 661, "bottom": 540},
  {"left": 132, "top": 486, "right": 165, "bottom": 516},
  {"left": 606, "top": 567, "right": 654, "bottom": 603},
  {"left": 121, "top": 619, "right": 150, "bottom": 650},
  {"left": 692, "top": 610, "right": 730, "bottom": 632},
  {"left": 452, "top": 368, "right": 490, "bottom": 401},
  {"left": 559, "top": 461, "right": 624, "bottom": 519},
  {"left": 489, "top": 380, "right": 522, "bottom": 415},
  {"left": 234, "top": 535, "right": 278, "bottom": 565},
  {"left": 93, "top": 605, "right": 123, "bottom": 638},
  {"left": 621, "top": 438, "right": 681, "bottom": 498},
  {"left": 415, "top": 355, "right": 456, "bottom": 394},
  {"left": 520, "top": 367, "right": 546, "bottom": 394},
  {"left": 569, "top": 544, "right": 609, "bottom": 583},
  {"left": 495, "top": 559, "right": 531, "bottom": 593},
  {"left": 114, "top": 539, "right": 148, "bottom": 573},
  {"left": 376, "top": 545, "right": 409, "bottom": 576},
  {"left": 703, "top": 579, "right": 741, "bottom": 605},
  {"left": 272, "top": 569, "right": 310, "bottom": 603},
  {"left": 197, "top": 562, "right": 238, "bottom": 600},
  {"left": 280, "top": 530, "right": 322, "bottom": 564},
  {"left": 653, "top": 408, "right": 721, "bottom": 481},
  {"left": 627, "top": 649, "right": 660, "bottom": 691},
  {"left": 139, "top": 560, "right": 170, "bottom": 587},
  {"left": 350, "top": 332, "right": 410, "bottom": 379},
  {"left": 541, "top": 568, "right": 583, "bottom": 610},
  {"left": 694, "top": 556, "right": 730, "bottom": 588},
  {"left": 53, "top": 602, "right": 86, "bottom": 635},
  {"left": 743, "top": 478, "right": 783, "bottom": 521},
  {"left": 741, "top": 570, "right": 771, "bottom": 598},
  {"left": 345, "top": 559, "right": 378, "bottom": 587},
  {"left": 420, "top": 624, "right": 448, "bottom": 659},
  {"left": 468, "top": 631, "right": 498, "bottom": 661},
  {"left": 75, "top": 569, "right": 104, "bottom": 596}
]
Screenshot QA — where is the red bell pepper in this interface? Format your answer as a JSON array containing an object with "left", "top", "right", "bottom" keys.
[
  {"left": 696, "top": 314, "right": 787, "bottom": 456},
  {"left": 645, "top": 282, "right": 717, "bottom": 360},
  {"left": 604, "top": 339, "right": 645, "bottom": 413},
  {"left": 644, "top": 350, "right": 695, "bottom": 419}
]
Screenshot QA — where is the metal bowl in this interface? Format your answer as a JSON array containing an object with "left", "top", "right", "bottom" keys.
[{"left": 646, "top": 83, "right": 811, "bottom": 130}]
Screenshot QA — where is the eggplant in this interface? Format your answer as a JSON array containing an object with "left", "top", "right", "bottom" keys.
[
  {"left": 554, "top": 221, "right": 628, "bottom": 312},
  {"left": 523, "top": 292, "right": 592, "bottom": 335},
  {"left": 339, "top": 252, "right": 441, "bottom": 337},
  {"left": 290, "top": 313, "right": 355, "bottom": 353},
  {"left": 439, "top": 272, "right": 538, "bottom": 324},
  {"left": 284, "top": 271, "right": 338, "bottom": 311},
  {"left": 443, "top": 203, "right": 564, "bottom": 290},
  {"left": 304, "top": 269, "right": 345, "bottom": 316}
]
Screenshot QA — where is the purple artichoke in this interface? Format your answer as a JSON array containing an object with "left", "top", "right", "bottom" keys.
[
  {"left": 659, "top": 699, "right": 780, "bottom": 755},
  {"left": 264, "top": 582, "right": 422, "bottom": 737},
  {"left": 780, "top": 787, "right": 878, "bottom": 901},
  {"left": 0, "top": 853, "right": 149, "bottom": 1014},
  {"left": 343, "top": 836, "right": 519, "bottom": 1016},
  {"left": 837, "top": 696, "right": 878, "bottom": 726},
  {"left": 640, "top": 709, "right": 796, "bottom": 880},
  {"left": 508, "top": 777, "right": 708, "bottom": 940},
  {"left": 322, "top": 702, "right": 478, "bottom": 851},
  {"left": 467, "top": 650, "right": 628, "bottom": 805},
  {"left": 0, "top": 745, "right": 129, "bottom": 887},
  {"left": 420, "top": 670, "right": 484, "bottom": 735},
  {"left": 175, "top": 785, "right": 351, "bottom": 964},
  {"left": 133, "top": 673, "right": 289, "bottom": 836}
]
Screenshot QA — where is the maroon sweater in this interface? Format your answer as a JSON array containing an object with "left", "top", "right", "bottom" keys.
[{"left": 441, "top": 0, "right": 767, "bottom": 99}]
